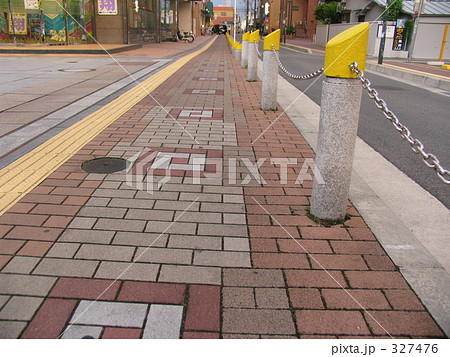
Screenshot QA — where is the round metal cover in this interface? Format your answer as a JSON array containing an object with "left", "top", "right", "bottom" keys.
[{"left": 81, "top": 157, "right": 127, "bottom": 174}]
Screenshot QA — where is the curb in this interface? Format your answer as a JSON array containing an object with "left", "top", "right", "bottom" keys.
[
  {"left": 366, "top": 62, "right": 450, "bottom": 91},
  {"left": 280, "top": 43, "right": 313, "bottom": 54},
  {"left": 0, "top": 44, "right": 142, "bottom": 55}
]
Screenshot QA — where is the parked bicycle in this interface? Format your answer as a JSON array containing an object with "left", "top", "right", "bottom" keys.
[{"left": 142, "top": 29, "right": 154, "bottom": 42}]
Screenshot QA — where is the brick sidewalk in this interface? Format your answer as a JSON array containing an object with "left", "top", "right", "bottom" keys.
[{"left": 0, "top": 37, "right": 445, "bottom": 339}]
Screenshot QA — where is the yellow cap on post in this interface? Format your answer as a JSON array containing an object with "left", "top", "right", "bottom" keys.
[
  {"left": 323, "top": 22, "right": 369, "bottom": 78},
  {"left": 236, "top": 43, "right": 242, "bottom": 50},
  {"left": 264, "top": 29, "right": 280, "bottom": 51},
  {"left": 242, "top": 32, "right": 250, "bottom": 41},
  {"left": 249, "top": 30, "right": 260, "bottom": 43}
]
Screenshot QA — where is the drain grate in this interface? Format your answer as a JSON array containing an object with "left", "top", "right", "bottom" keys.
[{"left": 81, "top": 157, "right": 127, "bottom": 174}]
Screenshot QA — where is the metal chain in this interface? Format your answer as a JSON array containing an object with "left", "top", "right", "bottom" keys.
[
  {"left": 271, "top": 45, "right": 324, "bottom": 80},
  {"left": 350, "top": 62, "right": 450, "bottom": 185},
  {"left": 254, "top": 40, "right": 262, "bottom": 57}
]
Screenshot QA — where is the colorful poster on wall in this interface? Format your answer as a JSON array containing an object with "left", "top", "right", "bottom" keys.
[
  {"left": 392, "top": 19, "right": 406, "bottom": 51},
  {"left": 24, "top": 0, "right": 39, "bottom": 10},
  {"left": 98, "top": 0, "right": 118, "bottom": 15},
  {"left": 8, "top": 13, "right": 28, "bottom": 35}
]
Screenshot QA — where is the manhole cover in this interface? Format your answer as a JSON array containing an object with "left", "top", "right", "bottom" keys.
[
  {"left": 81, "top": 157, "right": 127, "bottom": 174},
  {"left": 58, "top": 68, "right": 95, "bottom": 72}
]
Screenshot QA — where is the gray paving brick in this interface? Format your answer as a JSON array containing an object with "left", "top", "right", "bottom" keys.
[
  {"left": 94, "top": 261, "right": 159, "bottom": 281},
  {"left": 0, "top": 321, "right": 27, "bottom": 338},
  {"left": 0, "top": 296, "right": 43, "bottom": 320},
  {"left": 179, "top": 192, "right": 222, "bottom": 202},
  {"left": 168, "top": 235, "right": 222, "bottom": 250},
  {"left": 92, "top": 188, "right": 136, "bottom": 198},
  {"left": 223, "top": 213, "right": 247, "bottom": 225},
  {"left": 135, "top": 191, "right": 179, "bottom": 201},
  {"left": 135, "top": 247, "right": 192, "bottom": 265},
  {"left": 194, "top": 250, "right": 251, "bottom": 267},
  {"left": 223, "top": 194, "right": 244, "bottom": 204},
  {"left": 173, "top": 211, "right": 221, "bottom": 223},
  {"left": 145, "top": 221, "right": 196, "bottom": 235},
  {"left": 198, "top": 223, "right": 248, "bottom": 237},
  {"left": 125, "top": 209, "right": 174, "bottom": 221},
  {"left": 58, "top": 229, "right": 114, "bottom": 244},
  {"left": 159, "top": 265, "right": 221, "bottom": 285},
  {"left": 75, "top": 244, "right": 135, "bottom": 262},
  {"left": 201, "top": 202, "right": 245, "bottom": 213},
  {"left": 112, "top": 232, "right": 168, "bottom": 247},
  {"left": 0, "top": 274, "right": 56, "bottom": 296},
  {"left": 61, "top": 325, "right": 103, "bottom": 339},
  {"left": 2, "top": 256, "right": 40, "bottom": 274},
  {"left": 143, "top": 304, "right": 183, "bottom": 339},
  {"left": 85, "top": 197, "right": 111, "bottom": 207},
  {"left": 68, "top": 217, "right": 97, "bottom": 229},
  {"left": 224, "top": 237, "right": 250, "bottom": 251},
  {"left": 46, "top": 242, "right": 80, "bottom": 258},
  {"left": 223, "top": 308, "right": 296, "bottom": 334},
  {"left": 108, "top": 198, "right": 154, "bottom": 209},
  {"left": 94, "top": 218, "right": 146, "bottom": 232},
  {"left": 79, "top": 207, "right": 127, "bottom": 219},
  {"left": 71, "top": 300, "right": 148, "bottom": 327},
  {"left": 223, "top": 269, "right": 285, "bottom": 287},
  {"left": 33, "top": 258, "right": 99, "bottom": 278},
  {"left": 0, "top": 295, "right": 9, "bottom": 310},
  {"left": 153, "top": 200, "right": 200, "bottom": 211},
  {"left": 255, "top": 288, "right": 290, "bottom": 309},
  {"left": 160, "top": 183, "right": 202, "bottom": 193},
  {"left": 223, "top": 287, "right": 255, "bottom": 308}
]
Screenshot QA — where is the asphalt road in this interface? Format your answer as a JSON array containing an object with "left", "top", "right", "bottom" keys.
[{"left": 267, "top": 45, "right": 450, "bottom": 209}]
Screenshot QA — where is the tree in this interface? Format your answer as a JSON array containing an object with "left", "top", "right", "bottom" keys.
[
  {"left": 314, "top": 2, "right": 342, "bottom": 25},
  {"left": 384, "top": 0, "right": 404, "bottom": 21}
]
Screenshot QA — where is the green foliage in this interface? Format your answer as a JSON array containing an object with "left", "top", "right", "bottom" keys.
[
  {"left": 314, "top": 2, "right": 342, "bottom": 24},
  {"left": 284, "top": 25, "right": 296, "bottom": 35},
  {"left": 383, "top": 0, "right": 404, "bottom": 21}
]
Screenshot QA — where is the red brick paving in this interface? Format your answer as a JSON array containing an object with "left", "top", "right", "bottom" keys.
[{"left": 0, "top": 36, "right": 445, "bottom": 340}]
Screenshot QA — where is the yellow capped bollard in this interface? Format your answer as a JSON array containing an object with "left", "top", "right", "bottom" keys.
[
  {"left": 241, "top": 32, "right": 250, "bottom": 68},
  {"left": 323, "top": 22, "right": 369, "bottom": 78},
  {"left": 311, "top": 23, "right": 369, "bottom": 221},
  {"left": 261, "top": 30, "right": 281, "bottom": 110},
  {"left": 249, "top": 30, "right": 260, "bottom": 44},
  {"left": 263, "top": 29, "right": 280, "bottom": 51},
  {"left": 247, "top": 30, "right": 260, "bottom": 81},
  {"left": 234, "top": 42, "right": 242, "bottom": 62}
]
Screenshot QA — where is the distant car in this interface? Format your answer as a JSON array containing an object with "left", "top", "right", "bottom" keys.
[{"left": 212, "top": 25, "right": 227, "bottom": 34}]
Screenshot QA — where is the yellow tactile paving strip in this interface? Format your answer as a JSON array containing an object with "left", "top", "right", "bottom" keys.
[{"left": 0, "top": 37, "right": 217, "bottom": 216}]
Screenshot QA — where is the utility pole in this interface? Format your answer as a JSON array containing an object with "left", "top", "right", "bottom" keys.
[
  {"left": 378, "top": 0, "right": 390, "bottom": 64},
  {"left": 246, "top": 0, "right": 249, "bottom": 32},
  {"left": 279, "top": 0, "right": 285, "bottom": 43},
  {"left": 408, "top": 0, "right": 427, "bottom": 63}
]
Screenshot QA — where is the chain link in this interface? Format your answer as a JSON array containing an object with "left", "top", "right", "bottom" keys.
[
  {"left": 254, "top": 40, "right": 262, "bottom": 57},
  {"left": 350, "top": 62, "right": 450, "bottom": 185},
  {"left": 271, "top": 45, "right": 324, "bottom": 80}
]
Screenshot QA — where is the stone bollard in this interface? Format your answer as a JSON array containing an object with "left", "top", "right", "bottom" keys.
[
  {"left": 310, "top": 22, "right": 370, "bottom": 221},
  {"left": 241, "top": 32, "right": 250, "bottom": 68},
  {"left": 235, "top": 42, "right": 242, "bottom": 62},
  {"left": 247, "top": 30, "right": 259, "bottom": 82},
  {"left": 261, "top": 30, "right": 280, "bottom": 111}
]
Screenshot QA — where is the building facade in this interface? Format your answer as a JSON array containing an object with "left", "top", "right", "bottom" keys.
[
  {"left": 265, "top": 0, "right": 318, "bottom": 39},
  {"left": 0, "top": 0, "right": 210, "bottom": 44}
]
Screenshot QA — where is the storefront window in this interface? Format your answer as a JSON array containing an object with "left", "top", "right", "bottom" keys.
[
  {"left": 128, "top": 0, "right": 156, "bottom": 43},
  {"left": 0, "top": 0, "right": 94, "bottom": 44},
  {"left": 160, "top": 0, "right": 176, "bottom": 41}
]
